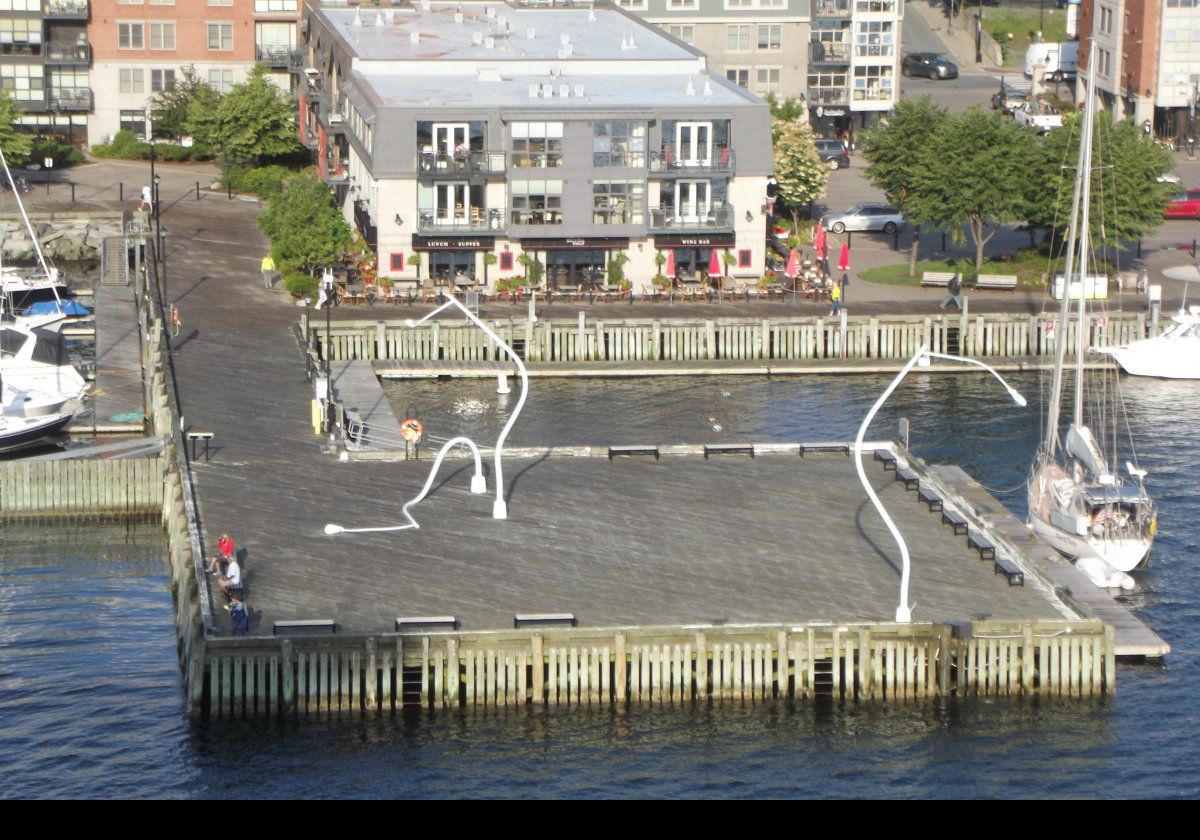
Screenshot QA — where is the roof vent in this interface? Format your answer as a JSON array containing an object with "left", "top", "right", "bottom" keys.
[
  {"left": 703, "top": 79, "right": 713, "bottom": 96},
  {"left": 527, "top": 28, "right": 536, "bottom": 39},
  {"left": 419, "top": 0, "right": 431, "bottom": 11},
  {"left": 588, "top": 9, "right": 596, "bottom": 22},
  {"left": 559, "top": 84, "right": 570, "bottom": 97},
  {"left": 472, "top": 31, "right": 484, "bottom": 45},
  {"left": 485, "top": 6, "right": 495, "bottom": 18},
  {"left": 353, "top": 7, "right": 362, "bottom": 26},
  {"left": 560, "top": 33, "right": 571, "bottom": 46},
  {"left": 410, "top": 31, "right": 420, "bottom": 44},
  {"left": 498, "top": 14, "right": 507, "bottom": 28},
  {"left": 574, "top": 83, "right": 584, "bottom": 97},
  {"left": 454, "top": 12, "right": 463, "bottom": 24},
  {"left": 686, "top": 78, "right": 696, "bottom": 96},
  {"left": 484, "top": 36, "right": 495, "bottom": 49},
  {"left": 528, "top": 83, "right": 540, "bottom": 98}
]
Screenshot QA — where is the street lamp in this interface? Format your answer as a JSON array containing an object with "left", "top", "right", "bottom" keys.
[
  {"left": 853, "top": 344, "right": 1026, "bottom": 623},
  {"left": 975, "top": 0, "right": 984, "bottom": 64}
]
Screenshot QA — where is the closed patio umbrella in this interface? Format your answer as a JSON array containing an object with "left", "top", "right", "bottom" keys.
[
  {"left": 837, "top": 241, "right": 850, "bottom": 273},
  {"left": 708, "top": 249, "right": 723, "bottom": 278},
  {"left": 814, "top": 223, "right": 827, "bottom": 260},
  {"left": 664, "top": 249, "right": 676, "bottom": 279},
  {"left": 785, "top": 248, "right": 799, "bottom": 279}
]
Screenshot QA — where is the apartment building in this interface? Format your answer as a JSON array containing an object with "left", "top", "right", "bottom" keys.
[
  {"left": 297, "top": 2, "right": 773, "bottom": 290},
  {"left": 87, "top": 0, "right": 300, "bottom": 145},
  {"left": 1079, "top": 0, "right": 1200, "bottom": 138},
  {"left": 0, "top": 0, "right": 91, "bottom": 143}
]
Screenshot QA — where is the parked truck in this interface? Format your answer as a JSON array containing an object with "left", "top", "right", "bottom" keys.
[
  {"left": 1025, "top": 42, "right": 1079, "bottom": 81},
  {"left": 1011, "top": 100, "right": 1064, "bottom": 134}
]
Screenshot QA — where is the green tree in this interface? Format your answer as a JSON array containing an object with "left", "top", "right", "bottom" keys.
[
  {"left": 914, "top": 108, "right": 1039, "bottom": 277},
  {"left": 189, "top": 65, "right": 299, "bottom": 166},
  {"left": 257, "top": 172, "right": 353, "bottom": 275},
  {"left": 764, "top": 93, "right": 807, "bottom": 123},
  {"left": 860, "top": 97, "right": 949, "bottom": 276},
  {"left": 150, "top": 65, "right": 217, "bottom": 140},
  {"left": 772, "top": 120, "right": 828, "bottom": 229},
  {"left": 1028, "top": 112, "right": 1173, "bottom": 251},
  {"left": 0, "top": 89, "right": 32, "bottom": 165}
]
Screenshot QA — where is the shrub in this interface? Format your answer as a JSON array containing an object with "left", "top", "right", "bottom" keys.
[
  {"left": 30, "top": 139, "right": 85, "bottom": 168},
  {"left": 155, "top": 144, "right": 193, "bottom": 162},
  {"left": 283, "top": 272, "right": 318, "bottom": 297},
  {"left": 222, "top": 163, "right": 300, "bottom": 199},
  {"left": 92, "top": 130, "right": 150, "bottom": 160}
]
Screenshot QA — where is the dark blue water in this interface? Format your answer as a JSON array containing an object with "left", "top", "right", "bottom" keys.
[{"left": 3, "top": 374, "right": 1198, "bottom": 798}]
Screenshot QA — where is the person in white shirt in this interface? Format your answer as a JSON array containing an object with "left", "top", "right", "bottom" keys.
[{"left": 219, "top": 558, "right": 242, "bottom": 597}]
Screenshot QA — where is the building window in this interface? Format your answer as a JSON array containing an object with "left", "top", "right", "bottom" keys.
[
  {"left": 511, "top": 122, "right": 563, "bottom": 168},
  {"left": 499, "top": 252, "right": 513, "bottom": 271},
  {"left": 254, "top": 0, "right": 297, "bottom": 9},
  {"left": 1097, "top": 48, "right": 1111, "bottom": 77},
  {"left": 617, "top": 0, "right": 647, "bottom": 8},
  {"left": 119, "top": 68, "right": 144, "bottom": 94},
  {"left": 148, "top": 0, "right": 175, "bottom": 5},
  {"left": 855, "top": 0, "right": 895, "bottom": 11},
  {"left": 756, "top": 67, "right": 781, "bottom": 95},
  {"left": 666, "top": 25, "right": 694, "bottom": 45},
  {"left": 208, "top": 22, "right": 234, "bottom": 51},
  {"left": 593, "top": 181, "right": 645, "bottom": 225},
  {"left": 726, "top": 25, "right": 751, "bottom": 53},
  {"left": 118, "top": 22, "right": 145, "bottom": 50},
  {"left": 0, "top": 62, "right": 42, "bottom": 100},
  {"left": 149, "top": 22, "right": 175, "bottom": 50},
  {"left": 738, "top": 249, "right": 752, "bottom": 268},
  {"left": 151, "top": 68, "right": 176, "bottom": 92},
  {"left": 120, "top": 109, "right": 147, "bottom": 137},
  {"left": 510, "top": 180, "right": 563, "bottom": 225},
  {"left": 1099, "top": 6, "right": 1113, "bottom": 35},
  {"left": 0, "top": 0, "right": 40, "bottom": 6},
  {"left": 594, "top": 121, "right": 647, "bottom": 168},
  {"left": 726, "top": 67, "right": 750, "bottom": 89},
  {"left": 390, "top": 253, "right": 404, "bottom": 271},
  {"left": 757, "top": 24, "right": 782, "bottom": 51},
  {"left": 210, "top": 0, "right": 234, "bottom": 5},
  {"left": 853, "top": 64, "right": 893, "bottom": 101},
  {"left": 114, "top": 0, "right": 143, "bottom": 4},
  {"left": 668, "top": 0, "right": 697, "bottom": 7},
  {"left": 856, "top": 20, "right": 894, "bottom": 57},
  {"left": 207, "top": 68, "right": 234, "bottom": 93}
]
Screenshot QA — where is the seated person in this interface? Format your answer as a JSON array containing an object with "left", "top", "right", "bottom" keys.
[
  {"left": 206, "top": 532, "right": 235, "bottom": 575},
  {"left": 219, "top": 556, "right": 242, "bottom": 597}
]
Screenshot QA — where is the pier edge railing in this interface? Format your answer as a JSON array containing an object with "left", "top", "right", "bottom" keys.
[
  {"left": 302, "top": 310, "right": 1146, "bottom": 365},
  {"left": 199, "top": 619, "right": 1115, "bottom": 718}
]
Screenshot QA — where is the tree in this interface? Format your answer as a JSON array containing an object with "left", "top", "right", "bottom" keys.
[
  {"left": 0, "top": 89, "right": 32, "bottom": 165},
  {"left": 764, "top": 93, "right": 808, "bottom": 124},
  {"left": 772, "top": 120, "right": 828, "bottom": 229},
  {"left": 1028, "top": 112, "right": 1173, "bottom": 251},
  {"left": 860, "top": 97, "right": 949, "bottom": 276},
  {"left": 189, "top": 65, "right": 300, "bottom": 166},
  {"left": 150, "top": 66, "right": 218, "bottom": 140},
  {"left": 913, "top": 108, "right": 1039, "bottom": 277},
  {"left": 257, "top": 173, "right": 353, "bottom": 275}
]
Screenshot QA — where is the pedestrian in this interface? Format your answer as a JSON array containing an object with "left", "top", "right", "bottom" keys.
[
  {"left": 261, "top": 253, "right": 276, "bottom": 288},
  {"left": 206, "top": 532, "right": 235, "bottom": 575},
  {"left": 829, "top": 283, "right": 842, "bottom": 316},
  {"left": 939, "top": 273, "right": 964, "bottom": 311},
  {"left": 228, "top": 595, "right": 249, "bottom": 636}
]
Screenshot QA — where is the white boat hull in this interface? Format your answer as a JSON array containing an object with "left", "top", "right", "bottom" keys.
[
  {"left": 1101, "top": 343, "right": 1200, "bottom": 379},
  {"left": 1027, "top": 511, "right": 1151, "bottom": 572}
]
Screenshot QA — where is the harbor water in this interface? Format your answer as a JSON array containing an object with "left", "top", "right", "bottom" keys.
[{"left": 1, "top": 373, "right": 1197, "bottom": 798}]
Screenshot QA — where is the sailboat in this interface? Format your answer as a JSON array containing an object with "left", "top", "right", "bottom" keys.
[
  {"left": 1025, "top": 49, "right": 1156, "bottom": 590},
  {"left": 0, "top": 146, "right": 72, "bottom": 310}
]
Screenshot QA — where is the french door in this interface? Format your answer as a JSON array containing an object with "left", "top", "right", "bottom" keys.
[
  {"left": 434, "top": 182, "right": 469, "bottom": 225},
  {"left": 675, "top": 180, "right": 711, "bottom": 223},
  {"left": 675, "top": 122, "right": 712, "bottom": 165}
]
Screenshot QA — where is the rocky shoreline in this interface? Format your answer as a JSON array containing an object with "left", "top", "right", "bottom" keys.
[{"left": 1, "top": 219, "right": 123, "bottom": 262}]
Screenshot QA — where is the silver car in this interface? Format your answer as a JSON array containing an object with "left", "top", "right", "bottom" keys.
[{"left": 822, "top": 204, "right": 906, "bottom": 234}]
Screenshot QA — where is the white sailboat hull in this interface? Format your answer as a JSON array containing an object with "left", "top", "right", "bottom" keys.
[{"left": 1027, "top": 511, "right": 1151, "bottom": 572}]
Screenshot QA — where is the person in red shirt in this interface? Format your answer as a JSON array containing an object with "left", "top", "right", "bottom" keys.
[{"left": 206, "top": 533, "right": 236, "bottom": 575}]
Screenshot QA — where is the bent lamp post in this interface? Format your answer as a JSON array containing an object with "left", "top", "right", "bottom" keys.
[{"left": 854, "top": 344, "right": 1026, "bottom": 623}]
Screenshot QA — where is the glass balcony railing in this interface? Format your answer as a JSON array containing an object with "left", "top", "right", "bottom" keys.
[
  {"left": 43, "top": 0, "right": 89, "bottom": 18},
  {"left": 416, "top": 208, "right": 504, "bottom": 233},
  {"left": 43, "top": 43, "right": 92, "bottom": 65},
  {"left": 256, "top": 46, "right": 299, "bottom": 67},
  {"left": 48, "top": 87, "right": 92, "bottom": 110},
  {"left": 809, "top": 42, "right": 851, "bottom": 64},
  {"left": 812, "top": 0, "right": 851, "bottom": 18},
  {"left": 417, "top": 150, "right": 507, "bottom": 175},
  {"left": 648, "top": 203, "right": 735, "bottom": 233},
  {"left": 648, "top": 146, "right": 734, "bottom": 174},
  {"left": 807, "top": 87, "right": 850, "bottom": 106}
]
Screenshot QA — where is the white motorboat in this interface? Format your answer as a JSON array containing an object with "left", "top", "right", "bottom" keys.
[
  {"left": 0, "top": 408, "right": 72, "bottom": 454},
  {"left": 1025, "top": 43, "right": 1156, "bottom": 589},
  {"left": 1101, "top": 265, "right": 1200, "bottom": 379},
  {"left": 0, "top": 310, "right": 88, "bottom": 400}
]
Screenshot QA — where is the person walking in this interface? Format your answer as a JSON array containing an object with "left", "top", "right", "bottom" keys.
[
  {"left": 939, "top": 273, "right": 964, "bottom": 311},
  {"left": 829, "top": 283, "right": 842, "bottom": 316},
  {"left": 261, "top": 253, "right": 276, "bottom": 288}
]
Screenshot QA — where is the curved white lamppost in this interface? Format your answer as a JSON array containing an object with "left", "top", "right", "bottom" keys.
[
  {"left": 854, "top": 343, "right": 1026, "bottom": 623},
  {"left": 325, "top": 436, "right": 486, "bottom": 535}
]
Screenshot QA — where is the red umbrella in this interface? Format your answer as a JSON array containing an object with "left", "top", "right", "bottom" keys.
[
  {"left": 814, "top": 223, "right": 827, "bottom": 260},
  {"left": 708, "top": 249, "right": 723, "bottom": 278},
  {"left": 785, "top": 248, "right": 799, "bottom": 279},
  {"left": 837, "top": 241, "right": 850, "bottom": 273},
  {"left": 664, "top": 250, "right": 676, "bottom": 278}
]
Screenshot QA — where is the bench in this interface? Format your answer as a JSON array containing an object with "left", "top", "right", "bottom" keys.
[
  {"left": 799, "top": 442, "right": 850, "bottom": 456},
  {"left": 874, "top": 449, "right": 898, "bottom": 471},
  {"left": 918, "top": 486, "right": 943, "bottom": 511},
  {"left": 921, "top": 271, "right": 959, "bottom": 288},
  {"left": 975, "top": 274, "right": 1018, "bottom": 291},
  {"left": 941, "top": 508, "right": 969, "bottom": 535},
  {"left": 273, "top": 619, "right": 336, "bottom": 636},
  {"left": 994, "top": 556, "right": 1025, "bottom": 586},
  {"left": 186, "top": 430, "right": 214, "bottom": 462},
  {"left": 967, "top": 531, "right": 996, "bottom": 560},
  {"left": 704, "top": 443, "right": 755, "bottom": 458},
  {"left": 608, "top": 444, "right": 660, "bottom": 461},
  {"left": 395, "top": 615, "right": 460, "bottom": 630},
  {"left": 514, "top": 612, "right": 578, "bottom": 629},
  {"left": 895, "top": 466, "right": 920, "bottom": 490}
]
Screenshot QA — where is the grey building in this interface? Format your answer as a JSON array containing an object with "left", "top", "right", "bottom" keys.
[
  {"left": 0, "top": 0, "right": 91, "bottom": 145},
  {"left": 298, "top": 1, "right": 773, "bottom": 291}
]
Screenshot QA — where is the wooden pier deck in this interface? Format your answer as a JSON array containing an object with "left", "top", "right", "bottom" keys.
[
  {"left": 80, "top": 282, "right": 145, "bottom": 433},
  {"left": 330, "top": 361, "right": 402, "bottom": 451}
]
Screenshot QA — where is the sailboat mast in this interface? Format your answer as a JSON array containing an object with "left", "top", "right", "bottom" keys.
[
  {"left": 0, "top": 145, "right": 56, "bottom": 287},
  {"left": 1072, "top": 40, "right": 1102, "bottom": 430}
]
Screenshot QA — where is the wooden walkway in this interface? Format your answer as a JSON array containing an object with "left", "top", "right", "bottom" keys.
[
  {"left": 79, "top": 282, "right": 145, "bottom": 434},
  {"left": 330, "top": 361, "right": 402, "bottom": 451}
]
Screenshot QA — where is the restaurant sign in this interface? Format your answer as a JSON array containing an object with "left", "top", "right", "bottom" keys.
[
  {"left": 520, "top": 237, "right": 630, "bottom": 250},
  {"left": 653, "top": 234, "right": 736, "bottom": 248},
  {"left": 411, "top": 235, "right": 495, "bottom": 251}
]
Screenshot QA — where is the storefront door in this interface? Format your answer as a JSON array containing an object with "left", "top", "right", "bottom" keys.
[
  {"left": 429, "top": 251, "right": 476, "bottom": 284},
  {"left": 545, "top": 249, "right": 607, "bottom": 289}
]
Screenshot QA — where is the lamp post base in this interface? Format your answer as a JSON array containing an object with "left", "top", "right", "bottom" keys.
[
  {"left": 471, "top": 474, "right": 487, "bottom": 494},
  {"left": 895, "top": 605, "right": 912, "bottom": 623},
  {"left": 492, "top": 499, "right": 508, "bottom": 520}
]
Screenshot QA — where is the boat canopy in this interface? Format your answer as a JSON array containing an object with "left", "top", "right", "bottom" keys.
[{"left": 1082, "top": 485, "right": 1150, "bottom": 505}]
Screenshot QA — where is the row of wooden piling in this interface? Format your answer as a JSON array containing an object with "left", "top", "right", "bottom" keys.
[{"left": 203, "top": 621, "right": 1116, "bottom": 718}]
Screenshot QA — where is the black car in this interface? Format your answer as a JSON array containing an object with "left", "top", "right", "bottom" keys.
[
  {"left": 814, "top": 139, "right": 851, "bottom": 171},
  {"left": 901, "top": 53, "right": 959, "bottom": 80}
]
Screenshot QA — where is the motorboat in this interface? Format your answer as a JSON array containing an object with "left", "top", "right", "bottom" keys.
[
  {"left": 1025, "top": 40, "right": 1156, "bottom": 589},
  {"left": 1100, "top": 265, "right": 1200, "bottom": 379},
  {"left": 0, "top": 409, "right": 72, "bottom": 454},
  {"left": 0, "top": 310, "right": 88, "bottom": 400}
]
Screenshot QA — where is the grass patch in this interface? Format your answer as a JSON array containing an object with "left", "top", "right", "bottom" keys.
[
  {"left": 859, "top": 247, "right": 1115, "bottom": 288},
  {"left": 962, "top": 6, "right": 1069, "bottom": 67}
]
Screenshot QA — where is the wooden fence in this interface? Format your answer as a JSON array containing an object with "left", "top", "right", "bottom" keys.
[
  {"left": 305, "top": 311, "right": 1146, "bottom": 365},
  {"left": 0, "top": 457, "right": 163, "bottom": 520},
  {"left": 202, "top": 619, "right": 1115, "bottom": 717}
]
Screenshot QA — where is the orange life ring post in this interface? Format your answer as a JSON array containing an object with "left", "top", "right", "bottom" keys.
[{"left": 401, "top": 418, "right": 424, "bottom": 445}]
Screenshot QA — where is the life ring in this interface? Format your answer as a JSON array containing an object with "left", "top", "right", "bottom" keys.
[
  {"left": 401, "top": 418, "right": 423, "bottom": 445},
  {"left": 171, "top": 306, "right": 181, "bottom": 328}
]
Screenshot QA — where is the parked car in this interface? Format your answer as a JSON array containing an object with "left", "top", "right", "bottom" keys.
[
  {"left": 814, "top": 139, "right": 851, "bottom": 170},
  {"left": 821, "top": 204, "right": 906, "bottom": 234},
  {"left": 1164, "top": 189, "right": 1200, "bottom": 220},
  {"left": 901, "top": 53, "right": 959, "bottom": 80}
]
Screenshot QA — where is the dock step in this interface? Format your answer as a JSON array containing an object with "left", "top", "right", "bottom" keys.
[
  {"left": 608, "top": 445, "right": 659, "bottom": 461},
  {"left": 941, "top": 508, "right": 969, "bottom": 535},
  {"left": 273, "top": 619, "right": 336, "bottom": 636},
  {"left": 395, "top": 615, "right": 460, "bottom": 630},
  {"left": 895, "top": 466, "right": 920, "bottom": 490},
  {"left": 994, "top": 557, "right": 1025, "bottom": 586},
  {"left": 967, "top": 531, "right": 996, "bottom": 560},
  {"left": 874, "top": 449, "right": 898, "bottom": 471},
  {"left": 799, "top": 442, "right": 850, "bottom": 456},
  {"left": 704, "top": 443, "right": 755, "bottom": 458},
  {"left": 514, "top": 612, "right": 578, "bottom": 628},
  {"left": 100, "top": 235, "right": 130, "bottom": 286},
  {"left": 917, "top": 487, "right": 943, "bottom": 511}
]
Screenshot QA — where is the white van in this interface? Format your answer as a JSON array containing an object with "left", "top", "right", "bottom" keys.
[{"left": 1026, "top": 42, "right": 1079, "bottom": 80}]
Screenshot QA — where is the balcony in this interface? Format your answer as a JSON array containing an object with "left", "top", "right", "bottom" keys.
[
  {"left": 256, "top": 45, "right": 300, "bottom": 68},
  {"left": 809, "top": 42, "right": 851, "bottom": 65},
  {"left": 812, "top": 0, "right": 851, "bottom": 18},
  {"left": 852, "top": 87, "right": 895, "bottom": 103},
  {"left": 648, "top": 147, "right": 734, "bottom": 175},
  {"left": 48, "top": 87, "right": 92, "bottom": 111},
  {"left": 417, "top": 208, "right": 505, "bottom": 233},
  {"left": 648, "top": 203, "right": 735, "bottom": 233},
  {"left": 417, "top": 150, "right": 507, "bottom": 177},
  {"left": 43, "top": 0, "right": 89, "bottom": 18},
  {"left": 807, "top": 87, "right": 850, "bottom": 107},
  {"left": 353, "top": 199, "right": 377, "bottom": 248},
  {"left": 43, "top": 43, "right": 92, "bottom": 66}
]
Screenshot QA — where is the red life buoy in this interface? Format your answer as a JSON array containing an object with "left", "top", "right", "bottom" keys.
[
  {"left": 171, "top": 306, "right": 181, "bottom": 328},
  {"left": 401, "top": 418, "right": 423, "bottom": 445}
]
